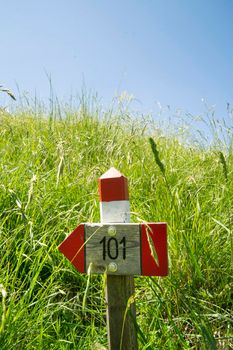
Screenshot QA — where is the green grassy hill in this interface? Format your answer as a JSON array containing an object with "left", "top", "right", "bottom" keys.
[{"left": 0, "top": 107, "right": 232, "bottom": 349}]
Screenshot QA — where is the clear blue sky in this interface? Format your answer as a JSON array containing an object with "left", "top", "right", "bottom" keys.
[{"left": 1, "top": 0, "right": 233, "bottom": 119}]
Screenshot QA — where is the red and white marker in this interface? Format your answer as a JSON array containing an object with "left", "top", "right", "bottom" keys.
[
  {"left": 99, "top": 167, "right": 130, "bottom": 223},
  {"left": 99, "top": 167, "right": 137, "bottom": 350},
  {"left": 58, "top": 167, "right": 168, "bottom": 350},
  {"left": 58, "top": 168, "right": 168, "bottom": 276}
]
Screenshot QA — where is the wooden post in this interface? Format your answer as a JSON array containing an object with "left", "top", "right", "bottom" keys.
[{"left": 98, "top": 167, "right": 138, "bottom": 350}]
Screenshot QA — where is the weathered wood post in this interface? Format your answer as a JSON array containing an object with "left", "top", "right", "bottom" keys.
[
  {"left": 58, "top": 167, "right": 168, "bottom": 350},
  {"left": 98, "top": 167, "right": 138, "bottom": 350}
]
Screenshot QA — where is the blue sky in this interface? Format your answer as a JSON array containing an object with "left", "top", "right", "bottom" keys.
[{"left": 1, "top": 0, "right": 233, "bottom": 120}]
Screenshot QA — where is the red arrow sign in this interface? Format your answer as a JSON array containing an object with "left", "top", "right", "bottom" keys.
[
  {"left": 141, "top": 223, "right": 168, "bottom": 276},
  {"left": 58, "top": 224, "right": 85, "bottom": 273},
  {"left": 58, "top": 223, "right": 168, "bottom": 276}
]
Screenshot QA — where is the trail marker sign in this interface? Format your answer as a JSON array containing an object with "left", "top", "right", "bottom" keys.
[
  {"left": 58, "top": 167, "right": 168, "bottom": 350},
  {"left": 59, "top": 222, "right": 168, "bottom": 276}
]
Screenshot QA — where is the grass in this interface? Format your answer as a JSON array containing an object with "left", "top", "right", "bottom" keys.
[{"left": 0, "top": 100, "right": 232, "bottom": 349}]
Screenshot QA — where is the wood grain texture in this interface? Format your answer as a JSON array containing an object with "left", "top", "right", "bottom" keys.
[
  {"left": 106, "top": 275, "right": 138, "bottom": 350},
  {"left": 85, "top": 223, "right": 141, "bottom": 275}
]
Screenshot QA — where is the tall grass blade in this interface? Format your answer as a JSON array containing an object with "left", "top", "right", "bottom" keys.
[
  {"left": 82, "top": 262, "right": 93, "bottom": 315},
  {"left": 0, "top": 85, "right": 16, "bottom": 100},
  {"left": 219, "top": 151, "right": 228, "bottom": 181},
  {"left": 148, "top": 137, "right": 165, "bottom": 176},
  {"left": 0, "top": 284, "right": 7, "bottom": 334}
]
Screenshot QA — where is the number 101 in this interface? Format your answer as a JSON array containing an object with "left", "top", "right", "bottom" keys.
[{"left": 99, "top": 236, "right": 126, "bottom": 260}]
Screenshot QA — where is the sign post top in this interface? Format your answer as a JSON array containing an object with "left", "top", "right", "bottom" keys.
[
  {"left": 99, "top": 167, "right": 125, "bottom": 179},
  {"left": 99, "top": 167, "right": 129, "bottom": 202}
]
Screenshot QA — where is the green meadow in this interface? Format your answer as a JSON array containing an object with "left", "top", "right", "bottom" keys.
[{"left": 0, "top": 100, "right": 232, "bottom": 349}]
